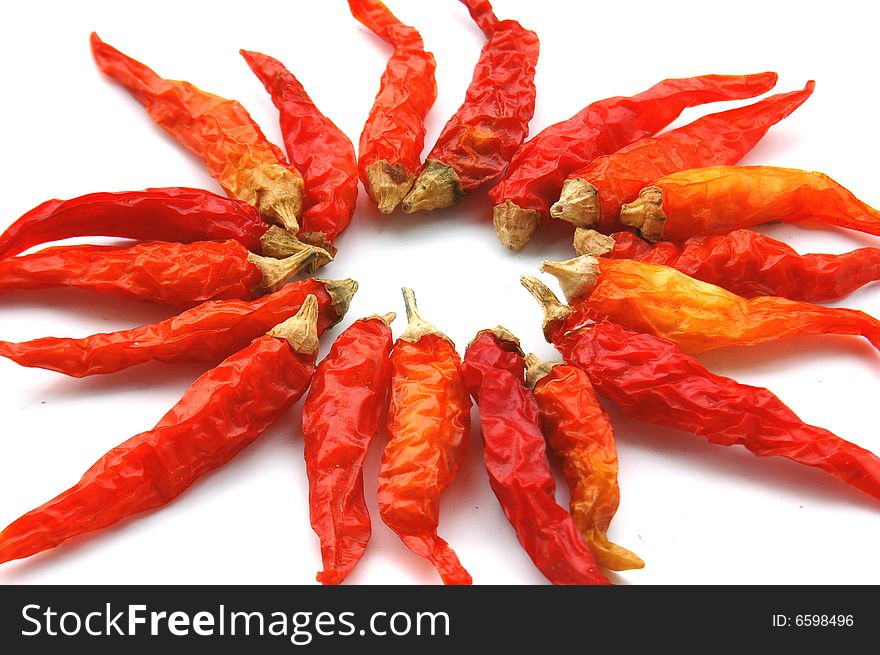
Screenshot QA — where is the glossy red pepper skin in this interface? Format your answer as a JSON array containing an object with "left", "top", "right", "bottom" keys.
[
  {"left": 378, "top": 291, "right": 472, "bottom": 585},
  {"left": 0, "top": 240, "right": 265, "bottom": 307},
  {"left": 530, "top": 361, "right": 643, "bottom": 572},
  {"left": 241, "top": 50, "right": 358, "bottom": 243},
  {"left": 402, "top": 0, "right": 539, "bottom": 213},
  {"left": 488, "top": 72, "right": 778, "bottom": 250},
  {"left": 585, "top": 229, "right": 880, "bottom": 303},
  {"left": 349, "top": 0, "right": 437, "bottom": 213},
  {"left": 0, "top": 188, "right": 267, "bottom": 260},
  {"left": 0, "top": 278, "right": 354, "bottom": 377},
  {"left": 91, "top": 34, "right": 304, "bottom": 231},
  {"left": 554, "top": 82, "right": 815, "bottom": 232},
  {"left": 521, "top": 280, "right": 880, "bottom": 502},
  {"left": 0, "top": 302, "right": 320, "bottom": 566},
  {"left": 301, "top": 315, "right": 394, "bottom": 585},
  {"left": 461, "top": 330, "right": 611, "bottom": 585}
]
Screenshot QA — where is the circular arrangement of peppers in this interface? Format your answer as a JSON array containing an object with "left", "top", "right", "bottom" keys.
[{"left": 1, "top": 0, "right": 880, "bottom": 585}]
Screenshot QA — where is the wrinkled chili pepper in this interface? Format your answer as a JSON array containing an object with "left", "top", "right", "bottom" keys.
[
  {"left": 521, "top": 276, "right": 880, "bottom": 502},
  {"left": 0, "top": 188, "right": 272, "bottom": 260},
  {"left": 0, "top": 297, "right": 321, "bottom": 565},
  {"left": 378, "top": 288, "right": 472, "bottom": 585},
  {"left": 575, "top": 228, "right": 880, "bottom": 303},
  {"left": 0, "top": 239, "right": 328, "bottom": 307},
  {"left": 621, "top": 165, "right": 880, "bottom": 242},
  {"left": 541, "top": 254, "right": 880, "bottom": 355},
  {"left": 241, "top": 49, "right": 358, "bottom": 247},
  {"left": 91, "top": 33, "right": 305, "bottom": 233},
  {"left": 349, "top": 0, "right": 437, "bottom": 213},
  {"left": 301, "top": 312, "right": 395, "bottom": 585},
  {"left": 525, "top": 354, "right": 643, "bottom": 572},
  {"left": 488, "top": 72, "right": 778, "bottom": 250},
  {"left": 401, "top": 0, "right": 540, "bottom": 214},
  {"left": 0, "top": 278, "right": 355, "bottom": 377},
  {"left": 551, "top": 82, "right": 815, "bottom": 232},
  {"left": 461, "top": 328, "right": 611, "bottom": 585}
]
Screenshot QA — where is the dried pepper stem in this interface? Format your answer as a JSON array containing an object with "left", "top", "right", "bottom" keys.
[
  {"left": 520, "top": 277, "right": 880, "bottom": 503},
  {"left": 90, "top": 33, "right": 304, "bottom": 232},
  {"left": 542, "top": 255, "right": 880, "bottom": 355},
  {"left": 0, "top": 298, "right": 321, "bottom": 566}
]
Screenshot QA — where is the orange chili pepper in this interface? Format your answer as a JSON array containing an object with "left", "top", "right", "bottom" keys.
[
  {"left": 542, "top": 255, "right": 880, "bottom": 356},
  {"left": 621, "top": 165, "right": 880, "bottom": 242},
  {"left": 90, "top": 34, "right": 304, "bottom": 233},
  {"left": 525, "top": 354, "right": 643, "bottom": 571},
  {"left": 378, "top": 288, "right": 472, "bottom": 585}
]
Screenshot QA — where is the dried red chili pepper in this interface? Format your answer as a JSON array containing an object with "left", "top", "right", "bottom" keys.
[
  {"left": 542, "top": 254, "right": 880, "bottom": 355},
  {"left": 621, "top": 165, "right": 880, "bottom": 242},
  {"left": 461, "top": 328, "right": 611, "bottom": 585},
  {"left": 521, "top": 276, "right": 880, "bottom": 502},
  {"left": 575, "top": 228, "right": 880, "bottom": 303},
  {"left": 401, "top": 0, "right": 540, "bottom": 214},
  {"left": 0, "top": 297, "right": 321, "bottom": 565},
  {"left": 349, "top": 0, "right": 437, "bottom": 213},
  {"left": 0, "top": 239, "right": 328, "bottom": 307},
  {"left": 488, "top": 72, "right": 778, "bottom": 250},
  {"left": 525, "top": 354, "right": 643, "bottom": 572},
  {"left": 0, "top": 188, "right": 271, "bottom": 259},
  {"left": 378, "top": 288, "right": 472, "bottom": 585},
  {"left": 0, "top": 278, "right": 355, "bottom": 377},
  {"left": 91, "top": 33, "right": 304, "bottom": 233},
  {"left": 241, "top": 49, "right": 358, "bottom": 247},
  {"left": 551, "top": 82, "right": 814, "bottom": 232},
  {"left": 301, "top": 312, "right": 395, "bottom": 585}
]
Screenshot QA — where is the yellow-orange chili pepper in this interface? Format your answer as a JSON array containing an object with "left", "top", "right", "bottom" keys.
[
  {"left": 542, "top": 255, "right": 880, "bottom": 355},
  {"left": 621, "top": 165, "right": 880, "bottom": 242}
]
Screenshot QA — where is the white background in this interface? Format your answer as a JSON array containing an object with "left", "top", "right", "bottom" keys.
[{"left": 1, "top": 0, "right": 879, "bottom": 585}]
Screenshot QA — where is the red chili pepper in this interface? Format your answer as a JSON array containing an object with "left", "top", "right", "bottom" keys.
[
  {"left": 401, "top": 0, "right": 540, "bottom": 214},
  {"left": 301, "top": 312, "right": 395, "bottom": 585},
  {"left": 241, "top": 49, "right": 359, "bottom": 247},
  {"left": 551, "top": 82, "right": 815, "bottom": 232},
  {"left": 0, "top": 239, "right": 327, "bottom": 307},
  {"left": 0, "top": 297, "right": 321, "bottom": 566},
  {"left": 521, "top": 276, "right": 880, "bottom": 502},
  {"left": 621, "top": 165, "right": 880, "bottom": 242},
  {"left": 379, "top": 288, "right": 472, "bottom": 585},
  {"left": 90, "top": 33, "right": 304, "bottom": 233},
  {"left": 349, "top": 0, "right": 437, "bottom": 213},
  {"left": 461, "top": 328, "right": 611, "bottom": 585},
  {"left": 575, "top": 228, "right": 880, "bottom": 303},
  {"left": 0, "top": 188, "right": 270, "bottom": 260},
  {"left": 0, "top": 278, "right": 355, "bottom": 377},
  {"left": 488, "top": 72, "right": 778, "bottom": 250},
  {"left": 541, "top": 254, "right": 880, "bottom": 355},
  {"left": 525, "top": 354, "right": 643, "bottom": 572}
]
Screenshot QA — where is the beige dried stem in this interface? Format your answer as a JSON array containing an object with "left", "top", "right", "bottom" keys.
[
  {"left": 619, "top": 186, "right": 666, "bottom": 242},
  {"left": 573, "top": 229, "right": 615, "bottom": 257},
  {"left": 399, "top": 287, "right": 449, "bottom": 343},
  {"left": 366, "top": 161, "right": 414, "bottom": 214},
  {"left": 493, "top": 200, "right": 540, "bottom": 252},
  {"left": 540, "top": 255, "right": 600, "bottom": 304},
  {"left": 524, "top": 352, "right": 560, "bottom": 390},
  {"left": 401, "top": 160, "right": 464, "bottom": 213},
  {"left": 549, "top": 178, "right": 601, "bottom": 228},
  {"left": 248, "top": 245, "right": 332, "bottom": 293},
  {"left": 269, "top": 294, "right": 320, "bottom": 354},
  {"left": 519, "top": 275, "right": 573, "bottom": 339},
  {"left": 317, "top": 278, "right": 359, "bottom": 325}
]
